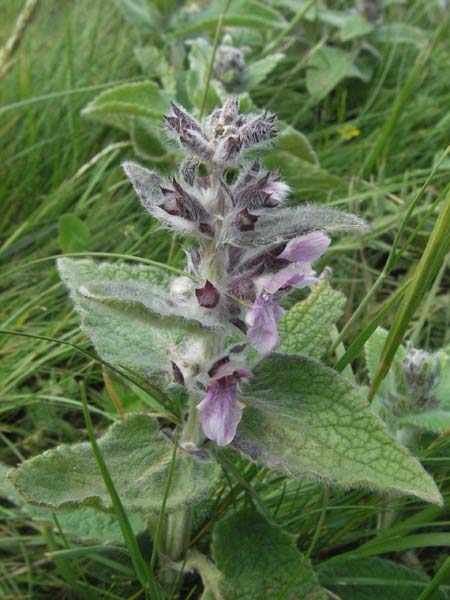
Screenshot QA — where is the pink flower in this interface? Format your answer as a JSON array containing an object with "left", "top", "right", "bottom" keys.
[
  {"left": 246, "top": 231, "right": 330, "bottom": 354},
  {"left": 246, "top": 294, "right": 285, "bottom": 355},
  {"left": 197, "top": 364, "right": 252, "bottom": 446}
]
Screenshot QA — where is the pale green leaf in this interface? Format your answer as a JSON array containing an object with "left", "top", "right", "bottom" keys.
[
  {"left": 8, "top": 414, "right": 220, "bottom": 514},
  {"left": 306, "top": 47, "right": 370, "bottom": 101},
  {"left": 262, "top": 126, "right": 343, "bottom": 200},
  {"left": 432, "top": 352, "right": 450, "bottom": 407},
  {"left": 271, "top": 123, "right": 319, "bottom": 166},
  {"left": 187, "top": 38, "right": 222, "bottom": 113},
  {"left": 57, "top": 258, "right": 209, "bottom": 381},
  {"left": 58, "top": 214, "right": 92, "bottom": 254},
  {"left": 278, "top": 275, "right": 346, "bottom": 358},
  {"left": 82, "top": 82, "right": 171, "bottom": 130},
  {"left": 365, "top": 327, "right": 396, "bottom": 399},
  {"left": 319, "top": 556, "right": 446, "bottom": 600},
  {"left": 338, "top": 14, "right": 374, "bottom": 42},
  {"left": 112, "top": 0, "right": 161, "bottom": 31},
  {"left": 374, "top": 23, "right": 429, "bottom": 48},
  {"left": 212, "top": 508, "right": 325, "bottom": 599},
  {"left": 242, "top": 53, "right": 284, "bottom": 90},
  {"left": 0, "top": 463, "right": 146, "bottom": 544},
  {"left": 131, "top": 117, "right": 169, "bottom": 160},
  {"left": 30, "top": 505, "right": 147, "bottom": 544},
  {"left": 235, "top": 354, "right": 442, "bottom": 504},
  {"left": 398, "top": 411, "right": 450, "bottom": 435},
  {"left": 178, "top": 0, "right": 287, "bottom": 36}
]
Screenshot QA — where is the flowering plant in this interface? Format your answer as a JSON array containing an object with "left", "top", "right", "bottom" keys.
[{"left": 7, "top": 99, "right": 442, "bottom": 596}]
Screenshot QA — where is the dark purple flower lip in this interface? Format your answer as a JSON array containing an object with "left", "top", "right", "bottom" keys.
[{"left": 195, "top": 280, "right": 220, "bottom": 308}]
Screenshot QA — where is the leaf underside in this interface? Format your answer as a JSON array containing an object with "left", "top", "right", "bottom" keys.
[{"left": 57, "top": 258, "right": 211, "bottom": 381}]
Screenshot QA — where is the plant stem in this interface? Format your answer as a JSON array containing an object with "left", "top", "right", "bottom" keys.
[{"left": 180, "top": 399, "right": 203, "bottom": 451}]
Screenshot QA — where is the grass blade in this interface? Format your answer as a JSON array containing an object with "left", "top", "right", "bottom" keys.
[
  {"left": 80, "top": 388, "right": 163, "bottom": 599},
  {"left": 369, "top": 187, "right": 450, "bottom": 400}
]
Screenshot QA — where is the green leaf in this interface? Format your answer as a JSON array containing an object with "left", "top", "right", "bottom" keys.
[
  {"left": 270, "top": 123, "right": 319, "bottom": 166},
  {"left": 365, "top": 327, "right": 405, "bottom": 399},
  {"left": 319, "top": 556, "right": 446, "bottom": 600},
  {"left": 235, "top": 355, "right": 442, "bottom": 504},
  {"left": 0, "top": 462, "right": 146, "bottom": 544},
  {"left": 432, "top": 351, "right": 450, "bottom": 407},
  {"left": 177, "top": 0, "right": 287, "bottom": 36},
  {"left": 131, "top": 117, "right": 169, "bottom": 160},
  {"left": 374, "top": 23, "right": 429, "bottom": 48},
  {"left": 8, "top": 414, "right": 219, "bottom": 514},
  {"left": 262, "top": 124, "right": 344, "bottom": 200},
  {"left": 57, "top": 258, "right": 210, "bottom": 381},
  {"left": 337, "top": 14, "right": 374, "bottom": 42},
  {"left": 398, "top": 411, "right": 450, "bottom": 435},
  {"left": 242, "top": 53, "right": 284, "bottom": 90},
  {"left": 278, "top": 274, "right": 346, "bottom": 359},
  {"left": 82, "top": 82, "right": 171, "bottom": 130},
  {"left": 211, "top": 508, "right": 325, "bottom": 599},
  {"left": 32, "top": 505, "right": 146, "bottom": 544},
  {"left": 306, "top": 47, "right": 370, "bottom": 101},
  {"left": 369, "top": 190, "right": 450, "bottom": 400},
  {"left": 111, "top": 0, "right": 162, "bottom": 31},
  {"left": 58, "top": 214, "right": 92, "bottom": 254},
  {"left": 187, "top": 38, "right": 222, "bottom": 113}
]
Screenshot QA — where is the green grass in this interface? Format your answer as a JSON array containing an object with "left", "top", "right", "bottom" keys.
[{"left": 1, "top": 0, "right": 450, "bottom": 598}]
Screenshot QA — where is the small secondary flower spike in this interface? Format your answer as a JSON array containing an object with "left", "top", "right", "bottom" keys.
[{"left": 123, "top": 98, "right": 365, "bottom": 447}]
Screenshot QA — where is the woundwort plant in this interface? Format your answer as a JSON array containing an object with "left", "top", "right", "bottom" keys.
[{"left": 7, "top": 99, "right": 443, "bottom": 597}]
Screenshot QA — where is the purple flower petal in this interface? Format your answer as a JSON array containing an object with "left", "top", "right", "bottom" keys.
[
  {"left": 197, "top": 379, "right": 243, "bottom": 446},
  {"left": 279, "top": 231, "right": 330, "bottom": 262},
  {"left": 257, "top": 263, "right": 318, "bottom": 295},
  {"left": 246, "top": 295, "right": 285, "bottom": 355},
  {"left": 262, "top": 177, "right": 290, "bottom": 205}
]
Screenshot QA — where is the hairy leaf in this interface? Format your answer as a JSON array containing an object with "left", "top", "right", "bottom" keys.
[
  {"left": 0, "top": 463, "right": 146, "bottom": 544},
  {"left": 9, "top": 414, "right": 219, "bottom": 514},
  {"left": 278, "top": 274, "right": 345, "bottom": 358},
  {"left": 319, "top": 556, "right": 446, "bottom": 600},
  {"left": 242, "top": 53, "right": 284, "bottom": 90},
  {"left": 235, "top": 355, "right": 442, "bottom": 504},
  {"left": 186, "top": 38, "right": 222, "bottom": 113},
  {"left": 212, "top": 508, "right": 325, "bottom": 599},
  {"left": 306, "top": 47, "right": 370, "bottom": 101},
  {"left": 82, "top": 82, "right": 170, "bottom": 130},
  {"left": 221, "top": 204, "right": 367, "bottom": 246},
  {"left": 398, "top": 411, "right": 450, "bottom": 435},
  {"left": 58, "top": 258, "right": 210, "bottom": 380},
  {"left": 178, "top": 1, "right": 287, "bottom": 36},
  {"left": 374, "top": 23, "right": 429, "bottom": 48},
  {"left": 364, "top": 327, "right": 403, "bottom": 399}
]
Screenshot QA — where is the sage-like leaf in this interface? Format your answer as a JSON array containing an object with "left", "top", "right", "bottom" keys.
[
  {"left": 0, "top": 463, "right": 146, "bottom": 544},
  {"left": 221, "top": 205, "right": 367, "bottom": 247},
  {"left": 306, "top": 47, "right": 370, "bottom": 101},
  {"left": 211, "top": 508, "right": 325, "bottom": 599},
  {"left": 235, "top": 354, "right": 442, "bottom": 504},
  {"left": 82, "top": 81, "right": 170, "bottom": 130},
  {"left": 58, "top": 258, "right": 211, "bottom": 381},
  {"left": 278, "top": 274, "right": 346, "bottom": 358},
  {"left": 8, "top": 414, "right": 220, "bottom": 514},
  {"left": 318, "top": 556, "right": 446, "bottom": 600}
]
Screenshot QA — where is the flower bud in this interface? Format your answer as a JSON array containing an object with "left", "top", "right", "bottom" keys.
[{"left": 170, "top": 276, "right": 195, "bottom": 302}]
